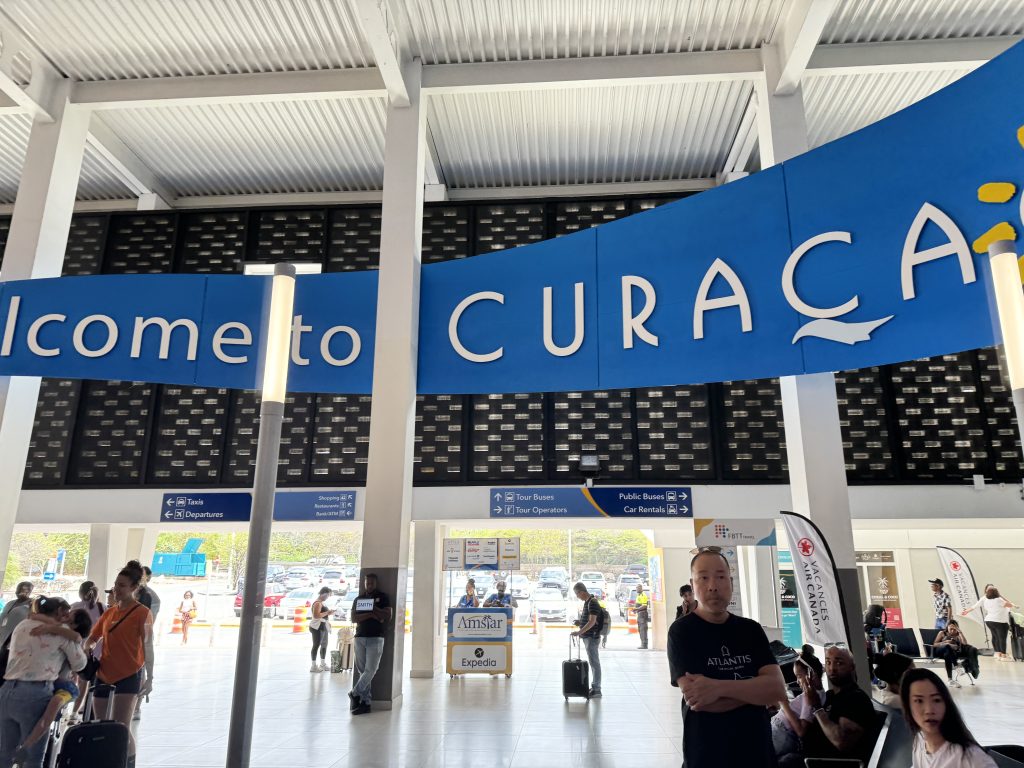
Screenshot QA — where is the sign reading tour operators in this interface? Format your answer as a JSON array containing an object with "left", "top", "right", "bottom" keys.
[
  {"left": 1, "top": 43, "right": 1023, "bottom": 396},
  {"left": 490, "top": 487, "right": 692, "bottom": 518}
]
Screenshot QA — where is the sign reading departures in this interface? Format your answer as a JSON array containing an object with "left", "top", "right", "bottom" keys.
[{"left": 1, "top": 43, "right": 1023, "bottom": 394}]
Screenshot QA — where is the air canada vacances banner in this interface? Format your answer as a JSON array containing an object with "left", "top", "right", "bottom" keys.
[{"left": 2, "top": 42, "right": 1024, "bottom": 393}]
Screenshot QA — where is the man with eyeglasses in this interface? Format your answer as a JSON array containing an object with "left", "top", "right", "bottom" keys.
[
  {"left": 668, "top": 547, "right": 786, "bottom": 767},
  {"left": 780, "top": 644, "right": 877, "bottom": 767}
]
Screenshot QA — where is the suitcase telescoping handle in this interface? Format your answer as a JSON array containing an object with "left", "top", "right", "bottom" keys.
[{"left": 570, "top": 633, "right": 580, "bottom": 660}]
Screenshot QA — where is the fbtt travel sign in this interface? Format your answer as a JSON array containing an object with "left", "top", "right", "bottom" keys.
[{"left": 1, "top": 43, "right": 1023, "bottom": 394}]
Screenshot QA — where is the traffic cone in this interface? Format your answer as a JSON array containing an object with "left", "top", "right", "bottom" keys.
[
  {"left": 292, "top": 606, "right": 307, "bottom": 634},
  {"left": 171, "top": 614, "right": 182, "bottom": 635},
  {"left": 628, "top": 611, "right": 638, "bottom": 635}
]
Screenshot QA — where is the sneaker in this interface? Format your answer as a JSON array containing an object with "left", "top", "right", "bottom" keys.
[
  {"left": 348, "top": 691, "right": 360, "bottom": 710},
  {"left": 947, "top": 678, "right": 961, "bottom": 688},
  {"left": 310, "top": 663, "right": 319, "bottom": 673},
  {"left": 352, "top": 703, "right": 372, "bottom": 715},
  {"left": 318, "top": 662, "right": 329, "bottom": 672},
  {"left": 588, "top": 689, "right": 602, "bottom": 698}
]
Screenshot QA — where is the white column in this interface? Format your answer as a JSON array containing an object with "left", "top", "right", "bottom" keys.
[
  {"left": 0, "top": 81, "right": 90, "bottom": 580},
  {"left": 651, "top": 527, "right": 697, "bottom": 651},
  {"left": 358, "top": 59, "right": 426, "bottom": 708},
  {"left": 85, "top": 523, "right": 130, "bottom": 590},
  {"left": 410, "top": 520, "right": 442, "bottom": 678},
  {"left": 758, "top": 47, "right": 866, "bottom": 666}
]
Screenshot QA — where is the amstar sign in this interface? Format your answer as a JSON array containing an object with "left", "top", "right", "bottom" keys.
[{"left": 1, "top": 42, "right": 1023, "bottom": 394}]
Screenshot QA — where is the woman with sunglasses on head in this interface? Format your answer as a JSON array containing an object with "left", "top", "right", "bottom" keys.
[
  {"left": 900, "top": 668, "right": 996, "bottom": 767},
  {"left": 86, "top": 560, "right": 154, "bottom": 768}
]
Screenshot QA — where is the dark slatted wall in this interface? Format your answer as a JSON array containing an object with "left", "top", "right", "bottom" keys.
[{"left": 19, "top": 200, "right": 1022, "bottom": 489}]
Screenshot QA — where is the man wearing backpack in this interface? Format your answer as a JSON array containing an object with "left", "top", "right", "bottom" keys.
[{"left": 570, "top": 582, "right": 604, "bottom": 698}]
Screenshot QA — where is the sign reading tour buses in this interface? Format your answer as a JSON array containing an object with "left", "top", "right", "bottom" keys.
[
  {"left": 446, "top": 607, "right": 513, "bottom": 677},
  {"left": 1, "top": 43, "right": 1023, "bottom": 394}
]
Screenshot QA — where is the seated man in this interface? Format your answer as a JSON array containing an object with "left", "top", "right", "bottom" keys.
[
  {"left": 779, "top": 645, "right": 878, "bottom": 767},
  {"left": 483, "top": 581, "right": 518, "bottom": 609}
]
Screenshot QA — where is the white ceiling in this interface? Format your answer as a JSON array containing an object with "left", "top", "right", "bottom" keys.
[{"left": 0, "top": 0, "right": 1019, "bottom": 206}]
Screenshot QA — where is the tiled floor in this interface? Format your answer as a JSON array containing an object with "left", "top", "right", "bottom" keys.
[{"left": 135, "top": 630, "right": 1024, "bottom": 768}]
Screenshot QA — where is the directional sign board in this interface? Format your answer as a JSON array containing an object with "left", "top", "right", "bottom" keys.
[
  {"left": 274, "top": 491, "right": 356, "bottom": 521},
  {"left": 160, "top": 493, "right": 252, "bottom": 523},
  {"left": 489, "top": 487, "right": 692, "bottom": 518}
]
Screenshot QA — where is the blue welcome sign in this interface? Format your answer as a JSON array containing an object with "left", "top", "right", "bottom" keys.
[{"left": 0, "top": 42, "right": 1022, "bottom": 394}]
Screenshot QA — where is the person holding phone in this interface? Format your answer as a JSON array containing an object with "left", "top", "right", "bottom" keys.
[
  {"left": 309, "top": 587, "right": 334, "bottom": 672},
  {"left": 349, "top": 573, "right": 392, "bottom": 716}
]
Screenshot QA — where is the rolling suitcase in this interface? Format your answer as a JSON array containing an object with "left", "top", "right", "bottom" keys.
[
  {"left": 562, "top": 635, "right": 590, "bottom": 701},
  {"left": 56, "top": 720, "right": 129, "bottom": 768}
]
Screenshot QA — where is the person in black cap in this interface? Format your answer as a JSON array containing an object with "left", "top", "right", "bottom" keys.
[{"left": 929, "top": 578, "right": 952, "bottom": 630}]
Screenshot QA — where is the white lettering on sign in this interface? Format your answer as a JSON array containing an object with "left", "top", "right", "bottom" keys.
[
  {"left": 543, "top": 282, "right": 585, "bottom": 357},
  {"left": 783, "top": 231, "right": 860, "bottom": 318},
  {"left": 320, "top": 325, "right": 361, "bottom": 367},
  {"left": 212, "top": 322, "right": 252, "bottom": 364},
  {"left": 449, "top": 291, "right": 504, "bottom": 363},
  {"left": 291, "top": 315, "right": 312, "bottom": 365},
  {"left": 621, "top": 275, "right": 658, "bottom": 349},
  {"left": 130, "top": 316, "right": 199, "bottom": 360},
  {"left": 73, "top": 315, "right": 118, "bottom": 358},
  {"left": 693, "top": 259, "right": 752, "bottom": 340},
  {"left": 901, "top": 202, "right": 974, "bottom": 300},
  {"left": 27, "top": 314, "right": 65, "bottom": 357}
]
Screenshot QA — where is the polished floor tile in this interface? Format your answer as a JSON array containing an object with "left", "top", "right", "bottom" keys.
[{"left": 133, "top": 629, "right": 1024, "bottom": 767}]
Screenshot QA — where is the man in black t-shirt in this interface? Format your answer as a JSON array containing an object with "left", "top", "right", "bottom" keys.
[
  {"left": 667, "top": 549, "right": 786, "bottom": 767},
  {"left": 782, "top": 645, "right": 877, "bottom": 766},
  {"left": 349, "top": 573, "right": 392, "bottom": 715},
  {"left": 570, "top": 582, "right": 604, "bottom": 697}
]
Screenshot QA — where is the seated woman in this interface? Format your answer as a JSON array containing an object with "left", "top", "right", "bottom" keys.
[
  {"left": 932, "top": 620, "right": 973, "bottom": 687},
  {"left": 900, "top": 668, "right": 996, "bottom": 767},
  {"left": 772, "top": 645, "right": 823, "bottom": 760}
]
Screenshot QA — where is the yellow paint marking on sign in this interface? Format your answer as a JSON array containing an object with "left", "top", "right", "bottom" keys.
[
  {"left": 1018, "top": 124, "right": 1024, "bottom": 150},
  {"left": 978, "top": 182, "right": 1016, "bottom": 203},
  {"left": 973, "top": 222, "right": 1018, "bottom": 254}
]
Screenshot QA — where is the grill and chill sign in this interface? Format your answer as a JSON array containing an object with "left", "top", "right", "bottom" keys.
[{"left": 0, "top": 43, "right": 1022, "bottom": 393}]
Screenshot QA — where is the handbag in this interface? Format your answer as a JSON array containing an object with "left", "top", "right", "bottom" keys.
[{"left": 80, "top": 603, "right": 141, "bottom": 682}]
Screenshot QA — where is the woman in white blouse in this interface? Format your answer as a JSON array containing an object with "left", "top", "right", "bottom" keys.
[
  {"left": 962, "top": 585, "right": 1017, "bottom": 661},
  {"left": 0, "top": 596, "right": 87, "bottom": 768}
]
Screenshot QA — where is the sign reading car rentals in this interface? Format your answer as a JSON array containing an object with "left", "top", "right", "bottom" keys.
[{"left": 1, "top": 43, "right": 1023, "bottom": 395}]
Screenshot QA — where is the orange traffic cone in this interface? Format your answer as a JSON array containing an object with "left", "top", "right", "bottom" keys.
[
  {"left": 171, "top": 614, "right": 182, "bottom": 635},
  {"left": 292, "top": 606, "right": 307, "bottom": 634},
  {"left": 628, "top": 611, "right": 638, "bottom": 635}
]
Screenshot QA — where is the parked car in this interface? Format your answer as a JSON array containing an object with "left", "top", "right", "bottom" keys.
[
  {"left": 624, "top": 563, "right": 649, "bottom": 582},
  {"left": 233, "top": 583, "right": 287, "bottom": 618},
  {"left": 509, "top": 575, "right": 532, "bottom": 600},
  {"left": 615, "top": 573, "right": 643, "bottom": 603},
  {"left": 579, "top": 571, "right": 607, "bottom": 599},
  {"left": 471, "top": 573, "right": 495, "bottom": 601},
  {"left": 537, "top": 567, "right": 569, "bottom": 597},
  {"left": 319, "top": 569, "right": 347, "bottom": 592},
  {"left": 531, "top": 587, "right": 567, "bottom": 622},
  {"left": 267, "top": 565, "right": 286, "bottom": 584},
  {"left": 283, "top": 567, "right": 318, "bottom": 590},
  {"left": 279, "top": 588, "right": 317, "bottom": 615},
  {"left": 337, "top": 587, "right": 360, "bottom": 617}
]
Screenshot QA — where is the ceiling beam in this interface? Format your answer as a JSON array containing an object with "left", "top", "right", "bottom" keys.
[
  {"left": 85, "top": 115, "right": 176, "bottom": 204},
  {"left": 354, "top": 0, "right": 409, "bottom": 107},
  {"left": 771, "top": 0, "right": 840, "bottom": 94},
  {"left": 0, "top": 13, "right": 64, "bottom": 120},
  {"left": 421, "top": 49, "right": 762, "bottom": 94},
  {"left": 720, "top": 96, "right": 758, "bottom": 176},
  {"left": 806, "top": 35, "right": 1022, "bottom": 77},
  {"left": 445, "top": 179, "right": 714, "bottom": 200},
  {"left": 71, "top": 67, "right": 387, "bottom": 110}
]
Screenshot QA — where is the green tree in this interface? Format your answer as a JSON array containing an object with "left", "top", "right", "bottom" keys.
[{"left": 3, "top": 552, "right": 20, "bottom": 590}]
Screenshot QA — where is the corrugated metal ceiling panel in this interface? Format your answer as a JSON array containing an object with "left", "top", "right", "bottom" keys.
[
  {"left": 821, "top": 0, "right": 1024, "bottom": 44},
  {"left": 803, "top": 68, "right": 970, "bottom": 149},
  {"left": 395, "top": 0, "right": 787, "bottom": 63},
  {"left": 97, "top": 98, "right": 387, "bottom": 197},
  {"left": 430, "top": 80, "right": 751, "bottom": 188},
  {"left": 0, "top": 113, "right": 133, "bottom": 203},
  {"left": 1, "top": 0, "right": 373, "bottom": 81}
]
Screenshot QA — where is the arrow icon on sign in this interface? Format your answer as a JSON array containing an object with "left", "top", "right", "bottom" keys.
[
  {"left": 163, "top": 511, "right": 173, "bottom": 520},
  {"left": 493, "top": 507, "right": 502, "bottom": 514},
  {"left": 165, "top": 499, "right": 174, "bottom": 507},
  {"left": 493, "top": 492, "right": 501, "bottom": 501},
  {"left": 681, "top": 506, "right": 689, "bottom": 514},
  {"left": 679, "top": 492, "right": 688, "bottom": 501}
]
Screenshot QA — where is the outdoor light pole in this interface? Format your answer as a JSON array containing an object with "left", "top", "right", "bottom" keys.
[
  {"left": 226, "top": 263, "right": 296, "bottom": 768},
  {"left": 987, "top": 240, "right": 1024, "bottom": 452}
]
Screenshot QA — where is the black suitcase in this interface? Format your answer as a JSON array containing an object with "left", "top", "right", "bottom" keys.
[
  {"left": 562, "top": 636, "right": 590, "bottom": 701},
  {"left": 56, "top": 721, "right": 129, "bottom": 768}
]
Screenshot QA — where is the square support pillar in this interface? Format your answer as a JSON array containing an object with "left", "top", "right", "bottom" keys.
[
  {"left": 0, "top": 82, "right": 90, "bottom": 580},
  {"left": 410, "top": 520, "right": 443, "bottom": 678},
  {"left": 358, "top": 59, "right": 426, "bottom": 709}
]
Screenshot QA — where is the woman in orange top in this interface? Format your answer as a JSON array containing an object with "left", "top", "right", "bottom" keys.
[{"left": 86, "top": 560, "right": 153, "bottom": 767}]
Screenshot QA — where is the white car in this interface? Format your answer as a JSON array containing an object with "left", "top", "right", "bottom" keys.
[
  {"left": 319, "top": 569, "right": 347, "bottom": 592},
  {"left": 579, "top": 571, "right": 607, "bottom": 599},
  {"left": 283, "top": 568, "right": 318, "bottom": 590},
  {"left": 280, "top": 588, "right": 346, "bottom": 621},
  {"left": 615, "top": 574, "right": 643, "bottom": 602},
  {"left": 509, "top": 575, "right": 532, "bottom": 600},
  {"left": 531, "top": 588, "right": 567, "bottom": 622}
]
